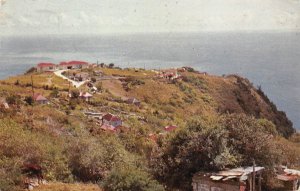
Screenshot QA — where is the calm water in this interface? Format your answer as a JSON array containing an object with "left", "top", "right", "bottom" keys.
[{"left": 0, "top": 32, "right": 299, "bottom": 130}]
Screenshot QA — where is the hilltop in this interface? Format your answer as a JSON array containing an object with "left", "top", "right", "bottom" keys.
[{"left": 0, "top": 64, "right": 299, "bottom": 191}]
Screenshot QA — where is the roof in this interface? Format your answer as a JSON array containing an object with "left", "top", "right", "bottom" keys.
[
  {"left": 284, "top": 168, "right": 300, "bottom": 176},
  {"left": 33, "top": 93, "right": 48, "bottom": 101},
  {"left": 164, "top": 125, "right": 177, "bottom": 132},
  {"left": 37, "top": 63, "right": 56, "bottom": 67},
  {"left": 59, "top": 61, "right": 89, "bottom": 66},
  {"left": 276, "top": 167, "right": 300, "bottom": 181},
  {"left": 100, "top": 124, "right": 117, "bottom": 132},
  {"left": 277, "top": 174, "right": 299, "bottom": 181},
  {"left": 102, "top": 113, "right": 121, "bottom": 122},
  {"left": 79, "top": 92, "right": 93, "bottom": 98},
  {"left": 194, "top": 167, "right": 265, "bottom": 182}
]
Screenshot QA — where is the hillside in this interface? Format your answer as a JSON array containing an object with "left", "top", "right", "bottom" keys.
[{"left": 0, "top": 66, "right": 298, "bottom": 191}]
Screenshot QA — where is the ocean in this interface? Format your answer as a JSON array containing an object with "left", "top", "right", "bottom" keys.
[{"left": 0, "top": 32, "right": 299, "bottom": 130}]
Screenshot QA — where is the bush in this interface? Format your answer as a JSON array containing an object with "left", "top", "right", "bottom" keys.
[
  {"left": 102, "top": 167, "right": 164, "bottom": 191},
  {"left": 24, "top": 96, "right": 34, "bottom": 105},
  {"left": 91, "top": 77, "right": 97, "bottom": 83},
  {"left": 50, "top": 89, "right": 60, "bottom": 98},
  {"left": 6, "top": 94, "right": 20, "bottom": 105},
  {"left": 25, "top": 67, "right": 36, "bottom": 74},
  {"left": 70, "top": 89, "right": 80, "bottom": 99},
  {"left": 67, "top": 135, "right": 135, "bottom": 182}
]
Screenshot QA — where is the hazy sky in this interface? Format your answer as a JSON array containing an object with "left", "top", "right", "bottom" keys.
[{"left": 0, "top": 0, "right": 300, "bottom": 35}]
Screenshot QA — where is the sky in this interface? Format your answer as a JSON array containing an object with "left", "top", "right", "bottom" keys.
[{"left": 0, "top": 0, "right": 300, "bottom": 35}]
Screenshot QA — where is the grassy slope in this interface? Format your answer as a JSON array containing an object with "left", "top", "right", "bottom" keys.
[
  {"left": 0, "top": 67, "right": 296, "bottom": 190},
  {"left": 35, "top": 183, "right": 102, "bottom": 191}
]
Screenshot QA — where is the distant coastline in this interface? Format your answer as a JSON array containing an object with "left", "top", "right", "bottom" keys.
[{"left": 0, "top": 32, "right": 299, "bottom": 129}]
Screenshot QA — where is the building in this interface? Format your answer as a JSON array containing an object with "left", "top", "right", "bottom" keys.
[
  {"left": 276, "top": 166, "right": 300, "bottom": 191},
  {"left": 164, "top": 125, "right": 177, "bottom": 132},
  {"left": 79, "top": 92, "right": 93, "bottom": 102},
  {"left": 0, "top": 98, "right": 9, "bottom": 109},
  {"left": 159, "top": 69, "right": 180, "bottom": 80},
  {"left": 58, "top": 61, "right": 89, "bottom": 70},
  {"left": 33, "top": 93, "right": 49, "bottom": 104},
  {"left": 102, "top": 113, "right": 122, "bottom": 128},
  {"left": 37, "top": 63, "right": 56, "bottom": 72},
  {"left": 127, "top": 97, "right": 141, "bottom": 106},
  {"left": 192, "top": 167, "right": 264, "bottom": 191}
]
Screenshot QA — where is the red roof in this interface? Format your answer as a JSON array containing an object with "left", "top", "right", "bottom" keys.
[
  {"left": 164, "top": 125, "right": 177, "bottom": 132},
  {"left": 59, "top": 61, "right": 89, "bottom": 66},
  {"left": 37, "top": 63, "right": 56, "bottom": 68},
  {"left": 33, "top": 93, "right": 48, "bottom": 101},
  {"left": 102, "top": 113, "right": 121, "bottom": 122}
]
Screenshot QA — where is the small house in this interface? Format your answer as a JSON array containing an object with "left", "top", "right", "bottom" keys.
[
  {"left": 58, "top": 61, "right": 89, "bottom": 70},
  {"left": 102, "top": 113, "right": 122, "bottom": 128},
  {"left": 276, "top": 166, "right": 300, "bottom": 191},
  {"left": 192, "top": 167, "right": 264, "bottom": 191},
  {"left": 0, "top": 98, "right": 9, "bottom": 109},
  {"left": 79, "top": 92, "right": 93, "bottom": 102},
  {"left": 127, "top": 98, "right": 141, "bottom": 106},
  {"left": 164, "top": 125, "right": 177, "bottom": 132},
  {"left": 159, "top": 69, "right": 180, "bottom": 80},
  {"left": 33, "top": 93, "right": 49, "bottom": 104},
  {"left": 37, "top": 63, "right": 56, "bottom": 72}
]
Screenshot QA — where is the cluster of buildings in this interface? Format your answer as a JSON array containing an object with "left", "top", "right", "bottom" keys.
[{"left": 37, "top": 61, "right": 89, "bottom": 72}]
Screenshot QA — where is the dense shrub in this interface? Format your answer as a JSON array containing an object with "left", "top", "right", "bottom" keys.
[
  {"left": 67, "top": 134, "right": 136, "bottom": 182},
  {"left": 102, "top": 167, "right": 164, "bottom": 191},
  {"left": 0, "top": 119, "right": 72, "bottom": 190}
]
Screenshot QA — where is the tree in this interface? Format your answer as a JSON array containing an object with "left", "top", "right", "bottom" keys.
[
  {"left": 24, "top": 96, "right": 34, "bottom": 105},
  {"left": 70, "top": 90, "right": 80, "bottom": 99},
  {"left": 91, "top": 77, "right": 97, "bottom": 83},
  {"left": 109, "top": 63, "right": 114, "bottom": 68},
  {"left": 96, "top": 82, "right": 103, "bottom": 91},
  {"left": 102, "top": 167, "right": 164, "bottom": 191},
  {"left": 50, "top": 89, "right": 59, "bottom": 98},
  {"left": 6, "top": 95, "right": 20, "bottom": 105}
]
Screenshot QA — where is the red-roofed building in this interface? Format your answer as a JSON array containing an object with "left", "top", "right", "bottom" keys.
[
  {"left": 58, "top": 61, "right": 89, "bottom": 70},
  {"left": 33, "top": 93, "right": 49, "bottom": 104},
  {"left": 102, "top": 113, "right": 122, "bottom": 128},
  {"left": 37, "top": 63, "right": 56, "bottom": 72},
  {"left": 164, "top": 125, "right": 177, "bottom": 132}
]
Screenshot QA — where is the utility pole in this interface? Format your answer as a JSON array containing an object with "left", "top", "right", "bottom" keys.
[
  {"left": 31, "top": 75, "right": 34, "bottom": 97},
  {"left": 252, "top": 159, "right": 256, "bottom": 191}
]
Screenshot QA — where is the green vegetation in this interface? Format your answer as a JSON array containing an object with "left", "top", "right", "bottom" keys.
[{"left": 0, "top": 67, "right": 298, "bottom": 191}]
